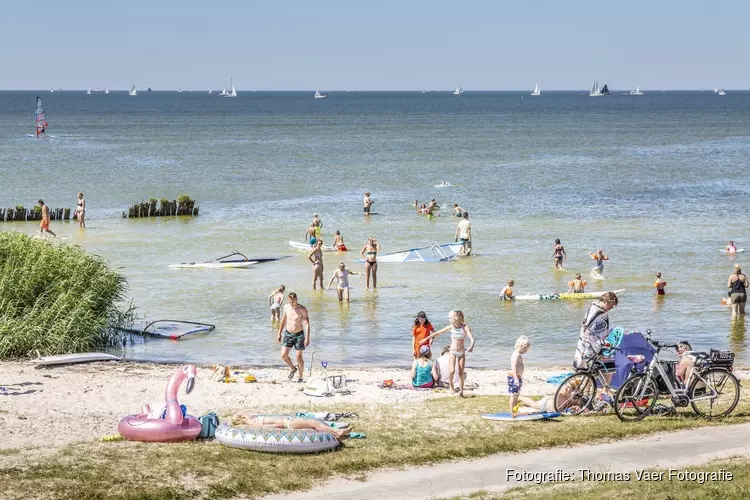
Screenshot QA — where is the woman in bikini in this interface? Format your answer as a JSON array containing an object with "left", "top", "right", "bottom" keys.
[
  {"left": 551, "top": 239, "right": 566, "bottom": 270},
  {"left": 360, "top": 237, "right": 381, "bottom": 289},
  {"left": 308, "top": 241, "right": 324, "bottom": 290},
  {"left": 421, "top": 310, "right": 475, "bottom": 397},
  {"left": 75, "top": 192, "right": 86, "bottom": 229}
]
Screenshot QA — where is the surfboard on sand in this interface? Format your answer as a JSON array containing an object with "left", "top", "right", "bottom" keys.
[
  {"left": 481, "top": 411, "right": 561, "bottom": 421},
  {"left": 35, "top": 352, "right": 121, "bottom": 366}
]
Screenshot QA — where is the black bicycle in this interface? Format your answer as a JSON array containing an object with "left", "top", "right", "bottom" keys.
[
  {"left": 554, "top": 345, "right": 619, "bottom": 415},
  {"left": 614, "top": 330, "right": 740, "bottom": 422}
]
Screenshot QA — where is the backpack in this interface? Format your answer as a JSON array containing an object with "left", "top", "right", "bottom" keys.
[{"left": 198, "top": 412, "right": 219, "bottom": 439}]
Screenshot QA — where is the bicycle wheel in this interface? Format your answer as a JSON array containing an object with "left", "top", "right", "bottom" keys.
[
  {"left": 554, "top": 372, "right": 597, "bottom": 415},
  {"left": 614, "top": 374, "right": 659, "bottom": 422},
  {"left": 689, "top": 368, "right": 740, "bottom": 419}
]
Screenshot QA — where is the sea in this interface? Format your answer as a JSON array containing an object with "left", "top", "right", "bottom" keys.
[{"left": 1, "top": 89, "right": 749, "bottom": 368}]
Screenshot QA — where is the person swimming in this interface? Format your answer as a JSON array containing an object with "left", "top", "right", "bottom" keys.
[
  {"left": 453, "top": 203, "right": 464, "bottom": 217},
  {"left": 500, "top": 279, "right": 515, "bottom": 300},
  {"left": 567, "top": 273, "right": 587, "bottom": 293},
  {"left": 726, "top": 241, "right": 737, "bottom": 254}
]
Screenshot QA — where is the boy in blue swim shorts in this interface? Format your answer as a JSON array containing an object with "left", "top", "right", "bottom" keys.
[{"left": 509, "top": 335, "right": 531, "bottom": 417}]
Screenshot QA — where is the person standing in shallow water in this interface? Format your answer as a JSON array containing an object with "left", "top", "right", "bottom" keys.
[
  {"left": 360, "top": 237, "right": 381, "bottom": 289},
  {"left": 363, "top": 192, "right": 374, "bottom": 216},
  {"left": 727, "top": 264, "right": 748, "bottom": 317},
  {"left": 551, "top": 239, "right": 566, "bottom": 270},
  {"left": 455, "top": 212, "right": 471, "bottom": 256},
  {"left": 75, "top": 192, "right": 86, "bottom": 229},
  {"left": 308, "top": 240, "right": 324, "bottom": 290},
  {"left": 277, "top": 292, "right": 310, "bottom": 383},
  {"left": 37, "top": 200, "right": 56, "bottom": 238}
]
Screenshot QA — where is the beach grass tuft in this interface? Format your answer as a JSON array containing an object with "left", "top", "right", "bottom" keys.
[{"left": 0, "top": 232, "right": 132, "bottom": 359}]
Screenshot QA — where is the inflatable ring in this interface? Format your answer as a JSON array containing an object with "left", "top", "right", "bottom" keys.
[{"left": 215, "top": 415, "right": 340, "bottom": 453}]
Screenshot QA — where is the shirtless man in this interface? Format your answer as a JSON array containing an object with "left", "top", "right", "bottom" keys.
[
  {"left": 363, "top": 192, "right": 374, "bottom": 216},
  {"left": 308, "top": 240, "right": 324, "bottom": 290},
  {"left": 327, "top": 262, "right": 359, "bottom": 302},
  {"left": 277, "top": 292, "right": 310, "bottom": 382},
  {"left": 360, "top": 237, "right": 381, "bottom": 289},
  {"left": 37, "top": 200, "right": 56, "bottom": 238}
]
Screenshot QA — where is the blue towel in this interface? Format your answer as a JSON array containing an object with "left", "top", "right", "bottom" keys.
[{"left": 546, "top": 373, "right": 574, "bottom": 385}]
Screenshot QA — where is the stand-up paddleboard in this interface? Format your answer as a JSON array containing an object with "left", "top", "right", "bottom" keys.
[
  {"left": 514, "top": 289, "right": 626, "bottom": 301},
  {"left": 119, "top": 320, "right": 215, "bottom": 339},
  {"left": 35, "top": 352, "right": 121, "bottom": 366},
  {"left": 720, "top": 249, "right": 745, "bottom": 253},
  {"left": 289, "top": 241, "right": 336, "bottom": 252},
  {"left": 168, "top": 251, "right": 257, "bottom": 269},
  {"left": 482, "top": 411, "right": 561, "bottom": 421}
]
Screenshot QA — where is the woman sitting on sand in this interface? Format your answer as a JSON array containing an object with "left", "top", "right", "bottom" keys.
[
  {"left": 231, "top": 414, "right": 351, "bottom": 439},
  {"left": 411, "top": 345, "right": 439, "bottom": 388}
]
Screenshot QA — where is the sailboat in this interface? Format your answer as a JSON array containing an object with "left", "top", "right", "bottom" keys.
[
  {"left": 629, "top": 86, "right": 643, "bottom": 95},
  {"left": 34, "top": 96, "right": 49, "bottom": 137},
  {"left": 147, "top": 87, "right": 152, "bottom": 92},
  {"left": 223, "top": 79, "right": 237, "bottom": 98},
  {"left": 713, "top": 88, "right": 719, "bottom": 93},
  {"left": 178, "top": 88, "right": 182, "bottom": 93},
  {"left": 104, "top": 88, "right": 110, "bottom": 94},
  {"left": 453, "top": 86, "right": 464, "bottom": 95},
  {"left": 208, "top": 89, "right": 212, "bottom": 94},
  {"left": 531, "top": 82, "right": 540, "bottom": 96},
  {"left": 314, "top": 89, "right": 327, "bottom": 99},
  {"left": 129, "top": 84, "right": 137, "bottom": 96},
  {"left": 718, "top": 88, "right": 726, "bottom": 96},
  {"left": 86, "top": 88, "right": 92, "bottom": 95},
  {"left": 590, "top": 81, "right": 609, "bottom": 96},
  {"left": 421, "top": 88, "right": 427, "bottom": 94},
  {"left": 219, "top": 87, "right": 228, "bottom": 96},
  {"left": 49, "top": 88, "right": 54, "bottom": 93}
]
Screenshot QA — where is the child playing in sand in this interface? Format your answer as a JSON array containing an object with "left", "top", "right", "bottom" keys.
[
  {"left": 509, "top": 335, "right": 531, "bottom": 417},
  {"left": 499, "top": 280, "right": 514, "bottom": 300},
  {"left": 268, "top": 285, "right": 285, "bottom": 320},
  {"left": 654, "top": 272, "right": 667, "bottom": 295}
]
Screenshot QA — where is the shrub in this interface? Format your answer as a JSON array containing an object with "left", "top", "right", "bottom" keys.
[
  {"left": 177, "top": 194, "right": 193, "bottom": 204},
  {"left": 0, "top": 233, "right": 133, "bottom": 358}
]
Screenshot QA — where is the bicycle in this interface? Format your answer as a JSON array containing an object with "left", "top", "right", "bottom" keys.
[
  {"left": 614, "top": 330, "right": 740, "bottom": 422},
  {"left": 554, "top": 344, "right": 619, "bottom": 415}
]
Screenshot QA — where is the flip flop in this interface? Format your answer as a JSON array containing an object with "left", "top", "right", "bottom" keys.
[{"left": 288, "top": 366, "right": 298, "bottom": 380}]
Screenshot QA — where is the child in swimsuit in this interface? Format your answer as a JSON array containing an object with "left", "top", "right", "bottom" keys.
[
  {"left": 267, "top": 285, "right": 285, "bottom": 320},
  {"left": 589, "top": 249, "right": 609, "bottom": 276},
  {"left": 654, "top": 272, "right": 667, "bottom": 295},
  {"left": 333, "top": 231, "right": 347, "bottom": 251},
  {"left": 421, "top": 310, "right": 475, "bottom": 397},
  {"left": 567, "top": 273, "right": 587, "bottom": 293},
  {"left": 726, "top": 241, "right": 737, "bottom": 254},
  {"left": 499, "top": 280, "right": 514, "bottom": 300},
  {"left": 509, "top": 335, "right": 531, "bottom": 417}
]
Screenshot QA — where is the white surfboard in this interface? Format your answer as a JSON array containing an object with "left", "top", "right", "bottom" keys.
[
  {"left": 720, "top": 248, "right": 745, "bottom": 253},
  {"left": 35, "top": 352, "right": 121, "bottom": 366},
  {"left": 289, "top": 240, "right": 336, "bottom": 252}
]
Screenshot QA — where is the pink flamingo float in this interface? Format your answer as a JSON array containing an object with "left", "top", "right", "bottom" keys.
[{"left": 118, "top": 365, "right": 202, "bottom": 442}]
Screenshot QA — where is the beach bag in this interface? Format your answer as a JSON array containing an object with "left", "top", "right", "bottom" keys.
[{"left": 198, "top": 412, "right": 219, "bottom": 439}]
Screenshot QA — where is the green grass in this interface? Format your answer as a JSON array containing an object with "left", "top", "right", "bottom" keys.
[
  {"left": 0, "top": 232, "right": 132, "bottom": 358},
  {"left": 441, "top": 457, "right": 750, "bottom": 499},
  {"left": 2, "top": 395, "right": 750, "bottom": 500}
]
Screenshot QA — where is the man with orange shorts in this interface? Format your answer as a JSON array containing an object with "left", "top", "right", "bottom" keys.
[{"left": 38, "top": 200, "right": 56, "bottom": 237}]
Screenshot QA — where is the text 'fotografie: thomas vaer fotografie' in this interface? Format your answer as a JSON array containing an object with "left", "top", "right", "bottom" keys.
[{"left": 506, "top": 469, "right": 733, "bottom": 484}]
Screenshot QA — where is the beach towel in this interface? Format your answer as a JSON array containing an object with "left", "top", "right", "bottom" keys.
[{"left": 545, "top": 373, "right": 574, "bottom": 385}]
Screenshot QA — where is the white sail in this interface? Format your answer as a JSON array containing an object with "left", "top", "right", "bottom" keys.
[
  {"left": 224, "top": 79, "right": 237, "bottom": 98},
  {"left": 219, "top": 87, "right": 228, "bottom": 96},
  {"left": 718, "top": 88, "right": 726, "bottom": 95},
  {"left": 531, "top": 82, "right": 540, "bottom": 96},
  {"left": 590, "top": 80, "right": 604, "bottom": 96},
  {"left": 453, "top": 86, "right": 464, "bottom": 95},
  {"left": 178, "top": 88, "right": 182, "bottom": 93},
  {"left": 208, "top": 89, "right": 212, "bottom": 94},
  {"left": 104, "top": 88, "right": 110, "bottom": 94},
  {"left": 129, "top": 84, "right": 137, "bottom": 96},
  {"left": 86, "top": 88, "right": 91, "bottom": 95},
  {"left": 314, "top": 89, "right": 327, "bottom": 99},
  {"left": 629, "top": 86, "right": 643, "bottom": 95}
]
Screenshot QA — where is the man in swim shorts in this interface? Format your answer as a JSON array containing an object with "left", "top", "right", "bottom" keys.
[
  {"left": 455, "top": 212, "right": 471, "bottom": 256},
  {"left": 363, "top": 192, "right": 374, "bottom": 216},
  {"left": 277, "top": 292, "right": 310, "bottom": 382},
  {"left": 37, "top": 200, "right": 56, "bottom": 238}
]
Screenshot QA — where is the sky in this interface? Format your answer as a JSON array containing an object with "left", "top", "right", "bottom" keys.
[{"left": 1, "top": 0, "right": 747, "bottom": 90}]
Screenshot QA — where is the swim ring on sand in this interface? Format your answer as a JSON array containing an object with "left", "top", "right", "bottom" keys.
[{"left": 215, "top": 415, "right": 340, "bottom": 453}]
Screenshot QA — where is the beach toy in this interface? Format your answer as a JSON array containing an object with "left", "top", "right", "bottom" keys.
[
  {"left": 215, "top": 414, "right": 340, "bottom": 453},
  {"left": 118, "top": 365, "right": 202, "bottom": 442}
]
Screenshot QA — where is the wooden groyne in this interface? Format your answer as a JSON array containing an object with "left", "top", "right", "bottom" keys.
[
  {"left": 122, "top": 196, "right": 199, "bottom": 219},
  {"left": 1, "top": 207, "right": 71, "bottom": 222}
]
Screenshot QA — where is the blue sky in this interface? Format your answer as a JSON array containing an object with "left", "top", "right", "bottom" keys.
[{"left": 2, "top": 0, "right": 746, "bottom": 90}]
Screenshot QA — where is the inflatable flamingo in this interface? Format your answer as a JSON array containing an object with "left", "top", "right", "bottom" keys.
[{"left": 118, "top": 365, "right": 202, "bottom": 442}]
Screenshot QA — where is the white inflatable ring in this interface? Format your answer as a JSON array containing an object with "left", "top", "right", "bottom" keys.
[{"left": 215, "top": 415, "right": 340, "bottom": 454}]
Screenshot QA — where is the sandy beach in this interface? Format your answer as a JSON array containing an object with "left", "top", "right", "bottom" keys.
[{"left": 0, "top": 360, "right": 574, "bottom": 452}]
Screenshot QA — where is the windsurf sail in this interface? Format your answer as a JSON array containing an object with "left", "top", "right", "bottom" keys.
[
  {"left": 35, "top": 96, "right": 48, "bottom": 135},
  {"left": 357, "top": 242, "right": 464, "bottom": 263}
]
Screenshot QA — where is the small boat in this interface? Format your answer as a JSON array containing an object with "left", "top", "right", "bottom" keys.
[
  {"left": 713, "top": 88, "right": 719, "bottom": 93},
  {"left": 86, "top": 88, "right": 92, "bottom": 95},
  {"left": 314, "top": 89, "right": 327, "bottom": 99},
  {"left": 224, "top": 79, "right": 237, "bottom": 98},
  {"left": 589, "top": 80, "right": 608, "bottom": 97},
  {"left": 129, "top": 84, "right": 137, "bottom": 96},
  {"left": 453, "top": 86, "right": 464, "bottom": 95},
  {"left": 147, "top": 87, "right": 152, "bottom": 92},
  {"left": 49, "top": 88, "right": 54, "bottom": 93},
  {"left": 219, "top": 87, "right": 228, "bottom": 96},
  {"left": 421, "top": 88, "right": 427, "bottom": 94},
  {"left": 629, "top": 86, "right": 643, "bottom": 95},
  {"left": 289, "top": 241, "right": 336, "bottom": 252},
  {"left": 208, "top": 89, "right": 212, "bottom": 94},
  {"left": 356, "top": 242, "right": 464, "bottom": 263},
  {"left": 531, "top": 82, "right": 540, "bottom": 96},
  {"left": 514, "top": 289, "right": 626, "bottom": 301},
  {"left": 104, "top": 88, "right": 110, "bottom": 94},
  {"left": 119, "top": 320, "right": 216, "bottom": 339},
  {"left": 168, "top": 252, "right": 258, "bottom": 269},
  {"left": 96, "top": 87, "right": 101, "bottom": 92},
  {"left": 718, "top": 89, "right": 726, "bottom": 96},
  {"left": 178, "top": 88, "right": 182, "bottom": 93}
]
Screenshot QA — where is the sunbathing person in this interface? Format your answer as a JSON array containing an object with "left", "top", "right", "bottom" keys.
[
  {"left": 231, "top": 414, "right": 352, "bottom": 439},
  {"left": 515, "top": 380, "right": 581, "bottom": 413}
]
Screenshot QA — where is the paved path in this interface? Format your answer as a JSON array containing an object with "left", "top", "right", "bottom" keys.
[{"left": 263, "top": 423, "right": 750, "bottom": 500}]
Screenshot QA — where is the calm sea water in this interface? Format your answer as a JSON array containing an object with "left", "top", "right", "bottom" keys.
[{"left": 1, "top": 90, "right": 749, "bottom": 367}]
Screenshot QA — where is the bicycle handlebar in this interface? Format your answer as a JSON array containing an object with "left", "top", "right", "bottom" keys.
[{"left": 643, "top": 329, "right": 678, "bottom": 350}]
